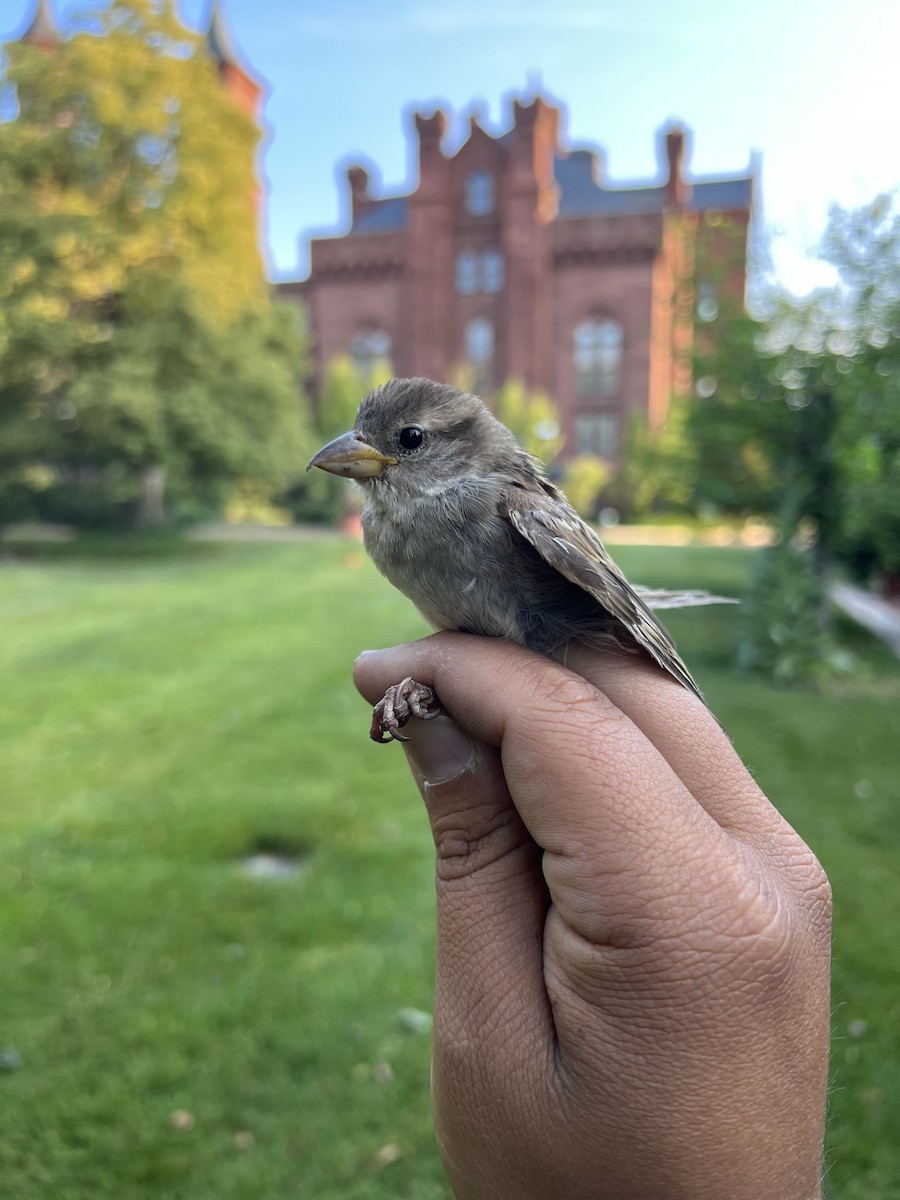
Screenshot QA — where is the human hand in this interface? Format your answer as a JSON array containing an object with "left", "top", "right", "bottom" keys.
[{"left": 354, "top": 634, "right": 831, "bottom": 1200}]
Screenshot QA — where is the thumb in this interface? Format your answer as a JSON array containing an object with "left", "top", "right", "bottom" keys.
[
  {"left": 354, "top": 656, "right": 549, "bottom": 1068},
  {"left": 400, "top": 712, "right": 534, "bottom": 885}
]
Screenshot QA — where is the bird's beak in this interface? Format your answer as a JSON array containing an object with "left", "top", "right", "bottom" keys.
[{"left": 306, "top": 431, "right": 397, "bottom": 479}]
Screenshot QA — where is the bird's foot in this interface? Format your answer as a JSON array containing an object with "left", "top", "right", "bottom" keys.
[{"left": 370, "top": 676, "right": 441, "bottom": 743}]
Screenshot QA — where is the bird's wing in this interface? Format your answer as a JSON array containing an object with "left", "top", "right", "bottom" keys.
[{"left": 507, "top": 497, "right": 704, "bottom": 699}]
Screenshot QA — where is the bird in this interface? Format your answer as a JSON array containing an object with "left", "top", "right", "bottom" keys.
[{"left": 308, "top": 378, "right": 732, "bottom": 742}]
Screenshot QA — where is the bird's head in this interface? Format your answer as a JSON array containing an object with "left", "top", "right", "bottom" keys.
[{"left": 307, "top": 378, "right": 521, "bottom": 497}]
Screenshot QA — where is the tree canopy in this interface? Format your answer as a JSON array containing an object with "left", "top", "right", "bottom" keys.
[
  {"left": 687, "top": 195, "right": 900, "bottom": 584},
  {"left": 0, "top": 0, "right": 311, "bottom": 526}
]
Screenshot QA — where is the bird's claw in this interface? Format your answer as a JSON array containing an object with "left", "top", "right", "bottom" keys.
[{"left": 370, "top": 676, "right": 441, "bottom": 743}]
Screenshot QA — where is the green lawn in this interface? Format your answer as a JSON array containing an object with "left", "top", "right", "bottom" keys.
[{"left": 1, "top": 537, "right": 898, "bottom": 1199}]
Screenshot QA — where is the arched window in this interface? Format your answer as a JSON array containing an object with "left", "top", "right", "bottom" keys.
[
  {"left": 351, "top": 327, "right": 392, "bottom": 375},
  {"left": 574, "top": 318, "right": 623, "bottom": 398},
  {"left": 465, "top": 171, "right": 494, "bottom": 216}
]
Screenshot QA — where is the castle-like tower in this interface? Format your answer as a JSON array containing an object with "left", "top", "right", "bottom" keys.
[
  {"left": 19, "top": 0, "right": 58, "bottom": 48},
  {"left": 285, "top": 97, "right": 753, "bottom": 459},
  {"left": 17, "top": 0, "right": 262, "bottom": 118},
  {"left": 204, "top": 1, "right": 263, "bottom": 120}
]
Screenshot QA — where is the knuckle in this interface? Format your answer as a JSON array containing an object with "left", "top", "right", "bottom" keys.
[
  {"left": 536, "top": 664, "right": 603, "bottom": 714},
  {"left": 800, "top": 856, "right": 833, "bottom": 941},
  {"left": 701, "top": 857, "right": 826, "bottom": 1000},
  {"left": 768, "top": 830, "right": 833, "bottom": 939},
  {"left": 505, "top": 662, "right": 622, "bottom": 762},
  {"left": 430, "top": 802, "right": 531, "bottom": 882}
]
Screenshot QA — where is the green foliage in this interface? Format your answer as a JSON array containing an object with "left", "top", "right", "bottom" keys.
[
  {"left": 488, "top": 379, "right": 564, "bottom": 462},
  {"left": 677, "top": 195, "right": 900, "bottom": 685},
  {"left": 16, "top": 291, "right": 311, "bottom": 528},
  {"left": 317, "top": 353, "right": 391, "bottom": 441},
  {"left": 734, "top": 537, "right": 838, "bottom": 684},
  {"left": 688, "top": 314, "right": 782, "bottom": 515},
  {"left": 559, "top": 454, "right": 610, "bottom": 519},
  {"left": 0, "top": 0, "right": 311, "bottom": 527},
  {"left": 689, "top": 195, "right": 900, "bottom": 591},
  {"left": 2, "top": 0, "right": 264, "bottom": 322},
  {"left": 277, "top": 355, "right": 390, "bottom": 525},
  {"left": 276, "top": 464, "right": 344, "bottom": 527},
  {"left": 840, "top": 446, "right": 900, "bottom": 582},
  {"left": 616, "top": 398, "right": 694, "bottom": 518},
  {"left": 823, "top": 197, "right": 900, "bottom": 581},
  {"left": 692, "top": 306, "right": 851, "bottom": 677}
]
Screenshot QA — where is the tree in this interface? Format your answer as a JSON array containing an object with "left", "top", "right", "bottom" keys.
[
  {"left": 615, "top": 397, "right": 695, "bottom": 518},
  {"left": 488, "top": 379, "right": 564, "bottom": 462},
  {"left": 821, "top": 196, "right": 900, "bottom": 587},
  {"left": 558, "top": 455, "right": 611, "bottom": 520},
  {"left": 674, "top": 196, "right": 900, "bottom": 678},
  {"left": 687, "top": 313, "right": 781, "bottom": 516},
  {"left": 837, "top": 343, "right": 900, "bottom": 586},
  {"left": 59, "top": 292, "right": 311, "bottom": 523},
  {"left": 278, "top": 355, "right": 392, "bottom": 525},
  {"left": 689, "top": 195, "right": 900, "bottom": 590},
  {"left": 316, "top": 353, "right": 391, "bottom": 441},
  {"left": 0, "top": 0, "right": 311, "bottom": 526}
]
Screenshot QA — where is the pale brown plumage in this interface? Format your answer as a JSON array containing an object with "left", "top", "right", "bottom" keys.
[{"left": 308, "top": 378, "right": 732, "bottom": 740}]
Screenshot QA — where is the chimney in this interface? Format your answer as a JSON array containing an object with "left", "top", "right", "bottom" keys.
[
  {"left": 510, "top": 95, "right": 560, "bottom": 221},
  {"left": 415, "top": 108, "right": 446, "bottom": 170},
  {"left": 413, "top": 108, "right": 448, "bottom": 195},
  {"left": 663, "top": 125, "right": 689, "bottom": 208},
  {"left": 346, "top": 165, "right": 371, "bottom": 226}
]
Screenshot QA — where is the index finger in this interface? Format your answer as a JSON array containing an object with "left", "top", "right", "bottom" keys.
[{"left": 561, "top": 642, "right": 787, "bottom": 844}]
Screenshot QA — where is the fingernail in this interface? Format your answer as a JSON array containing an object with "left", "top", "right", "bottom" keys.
[{"left": 402, "top": 716, "right": 476, "bottom": 786}]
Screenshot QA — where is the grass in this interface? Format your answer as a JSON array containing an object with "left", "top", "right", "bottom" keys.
[{"left": 1, "top": 536, "right": 898, "bottom": 1199}]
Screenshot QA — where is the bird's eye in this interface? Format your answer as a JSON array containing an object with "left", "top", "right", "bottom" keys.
[{"left": 397, "top": 426, "right": 425, "bottom": 451}]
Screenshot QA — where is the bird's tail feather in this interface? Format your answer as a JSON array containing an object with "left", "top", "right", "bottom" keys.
[{"left": 633, "top": 588, "right": 738, "bottom": 610}]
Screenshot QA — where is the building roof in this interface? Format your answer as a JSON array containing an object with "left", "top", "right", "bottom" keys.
[
  {"left": 351, "top": 197, "right": 408, "bottom": 235},
  {"left": 20, "top": 0, "right": 59, "bottom": 45},
  {"left": 555, "top": 150, "right": 752, "bottom": 217},
  {"left": 690, "top": 177, "right": 755, "bottom": 210},
  {"left": 348, "top": 155, "right": 753, "bottom": 235}
]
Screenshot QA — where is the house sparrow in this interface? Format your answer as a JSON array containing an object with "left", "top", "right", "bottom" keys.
[{"left": 308, "top": 378, "right": 731, "bottom": 742}]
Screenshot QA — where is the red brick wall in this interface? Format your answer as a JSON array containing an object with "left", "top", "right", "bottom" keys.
[{"left": 305, "top": 232, "right": 406, "bottom": 386}]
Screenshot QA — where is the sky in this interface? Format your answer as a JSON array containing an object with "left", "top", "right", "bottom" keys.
[{"left": 5, "top": 0, "right": 899, "bottom": 294}]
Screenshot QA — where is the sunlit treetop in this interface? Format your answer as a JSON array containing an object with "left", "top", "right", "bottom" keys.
[{"left": 2, "top": 0, "right": 265, "bottom": 329}]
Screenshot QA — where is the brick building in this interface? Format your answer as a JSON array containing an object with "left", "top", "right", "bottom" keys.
[{"left": 284, "top": 96, "right": 754, "bottom": 459}]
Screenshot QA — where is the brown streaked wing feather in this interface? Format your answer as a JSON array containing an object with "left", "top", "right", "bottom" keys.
[{"left": 506, "top": 496, "right": 704, "bottom": 700}]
